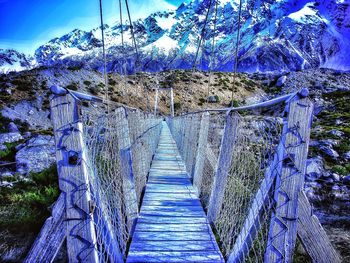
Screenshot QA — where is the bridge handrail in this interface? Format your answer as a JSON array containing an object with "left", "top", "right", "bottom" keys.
[{"left": 173, "top": 88, "right": 309, "bottom": 117}]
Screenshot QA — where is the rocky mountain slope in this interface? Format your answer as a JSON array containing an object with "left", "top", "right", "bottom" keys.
[{"left": 1, "top": 0, "right": 350, "bottom": 74}]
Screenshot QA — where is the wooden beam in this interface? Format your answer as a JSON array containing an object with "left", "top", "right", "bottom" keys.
[
  {"left": 24, "top": 194, "right": 66, "bottom": 263},
  {"left": 264, "top": 95, "right": 313, "bottom": 262},
  {"left": 297, "top": 191, "right": 342, "bottom": 263},
  {"left": 50, "top": 92, "right": 98, "bottom": 262},
  {"left": 207, "top": 113, "right": 238, "bottom": 223},
  {"left": 193, "top": 112, "right": 210, "bottom": 195}
]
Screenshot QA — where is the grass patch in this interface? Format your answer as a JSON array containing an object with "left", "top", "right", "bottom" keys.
[
  {"left": 0, "top": 142, "right": 21, "bottom": 162},
  {"left": 0, "top": 164, "right": 59, "bottom": 233}
]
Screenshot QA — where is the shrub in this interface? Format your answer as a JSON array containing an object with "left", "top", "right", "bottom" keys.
[
  {"left": 332, "top": 165, "right": 347, "bottom": 175},
  {"left": 83, "top": 80, "right": 92, "bottom": 86},
  {"left": 30, "top": 164, "right": 58, "bottom": 186}
]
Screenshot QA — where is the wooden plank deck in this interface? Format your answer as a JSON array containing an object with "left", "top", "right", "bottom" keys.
[{"left": 127, "top": 122, "right": 224, "bottom": 263}]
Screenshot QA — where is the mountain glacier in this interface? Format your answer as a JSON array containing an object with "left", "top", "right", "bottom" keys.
[{"left": 1, "top": 0, "right": 349, "bottom": 73}]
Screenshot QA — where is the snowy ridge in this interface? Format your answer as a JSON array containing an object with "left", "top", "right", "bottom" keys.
[{"left": 1, "top": 0, "right": 350, "bottom": 73}]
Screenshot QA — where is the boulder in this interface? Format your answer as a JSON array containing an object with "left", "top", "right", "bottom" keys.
[
  {"left": 276, "top": 75, "right": 287, "bottom": 87},
  {"left": 208, "top": 95, "right": 219, "bottom": 103},
  {"left": 305, "top": 156, "right": 324, "bottom": 181},
  {"left": 1, "top": 100, "right": 51, "bottom": 129},
  {"left": 319, "top": 145, "right": 339, "bottom": 159},
  {"left": 343, "top": 151, "right": 350, "bottom": 161},
  {"left": 329, "top": 129, "right": 344, "bottom": 138},
  {"left": 8, "top": 122, "right": 19, "bottom": 133},
  {"left": 0, "top": 132, "right": 23, "bottom": 150},
  {"left": 343, "top": 175, "right": 350, "bottom": 186},
  {"left": 15, "top": 135, "right": 56, "bottom": 175}
]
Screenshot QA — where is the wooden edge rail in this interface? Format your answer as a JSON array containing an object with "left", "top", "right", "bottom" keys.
[
  {"left": 24, "top": 193, "right": 66, "bottom": 263},
  {"left": 297, "top": 191, "right": 342, "bottom": 263}
]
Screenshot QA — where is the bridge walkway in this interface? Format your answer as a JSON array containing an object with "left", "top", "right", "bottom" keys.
[{"left": 127, "top": 122, "right": 224, "bottom": 263}]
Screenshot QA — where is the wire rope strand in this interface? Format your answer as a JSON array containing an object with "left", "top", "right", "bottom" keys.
[
  {"left": 206, "top": 0, "right": 218, "bottom": 108},
  {"left": 99, "top": 0, "right": 109, "bottom": 107},
  {"left": 193, "top": 0, "right": 213, "bottom": 70},
  {"left": 231, "top": 0, "right": 243, "bottom": 103}
]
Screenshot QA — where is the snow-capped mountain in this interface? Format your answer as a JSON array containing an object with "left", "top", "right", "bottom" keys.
[
  {"left": 1, "top": 0, "right": 350, "bottom": 73},
  {"left": 0, "top": 49, "right": 36, "bottom": 73}
]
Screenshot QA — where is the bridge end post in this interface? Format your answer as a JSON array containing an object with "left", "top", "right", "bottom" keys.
[
  {"left": 264, "top": 91, "right": 314, "bottom": 263},
  {"left": 49, "top": 87, "right": 99, "bottom": 262}
]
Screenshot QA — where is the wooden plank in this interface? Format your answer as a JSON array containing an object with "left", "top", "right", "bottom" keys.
[
  {"left": 141, "top": 199, "right": 202, "bottom": 207},
  {"left": 50, "top": 91, "right": 98, "bottom": 262},
  {"left": 129, "top": 240, "right": 217, "bottom": 251},
  {"left": 135, "top": 223, "right": 210, "bottom": 232},
  {"left": 207, "top": 113, "right": 238, "bottom": 222},
  {"left": 297, "top": 191, "right": 342, "bottom": 263},
  {"left": 145, "top": 184, "right": 195, "bottom": 193},
  {"left": 137, "top": 216, "right": 208, "bottom": 224},
  {"left": 142, "top": 192, "right": 198, "bottom": 200},
  {"left": 127, "top": 251, "right": 223, "bottom": 263},
  {"left": 265, "top": 96, "right": 314, "bottom": 262},
  {"left": 132, "top": 231, "right": 217, "bottom": 241},
  {"left": 141, "top": 210, "right": 205, "bottom": 217},
  {"left": 141, "top": 205, "right": 204, "bottom": 212},
  {"left": 193, "top": 112, "right": 210, "bottom": 195},
  {"left": 24, "top": 193, "right": 66, "bottom": 263}
]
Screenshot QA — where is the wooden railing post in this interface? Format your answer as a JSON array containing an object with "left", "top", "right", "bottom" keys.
[
  {"left": 207, "top": 112, "right": 238, "bottom": 223},
  {"left": 115, "top": 107, "right": 138, "bottom": 230},
  {"left": 264, "top": 93, "right": 313, "bottom": 262},
  {"left": 193, "top": 112, "right": 210, "bottom": 195},
  {"left": 297, "top": 191, "right": 341, "bottom": 263},
  {"left": 50, "top": 88, "right": 98, "bottom": 262}
]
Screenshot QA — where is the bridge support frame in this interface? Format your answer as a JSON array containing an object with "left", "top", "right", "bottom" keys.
[
  {"left": 50, "top": 90, "right": 98, "bottom": 262},
  {"left": 264, "top": 94, "right": 313, "bottom": 262}
]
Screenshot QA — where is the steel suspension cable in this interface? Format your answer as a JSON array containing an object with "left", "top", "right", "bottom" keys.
[
  {"left": 99, "top": 0, "right": 109, "bottom": 104},
  {"left": 192, "top": 0, "right": 213, "bottom": 70},
  {"left": 206, "top": 0, "right": 218, "bottom": 108},
  {"left": 231, "top": 0, "right": 243, "bottom": 102},
  {"left": 124, "top": 0, "right": 139, "bottom": 67}
]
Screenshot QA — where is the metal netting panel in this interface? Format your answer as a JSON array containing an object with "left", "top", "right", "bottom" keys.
[
  {"left": 127, "top": 110, "right": 162, "bottom": 203},
  {"left": 201, "top": 112, "right": 226, "bottom": 207},
  {"left": 168, "top": 110, "right": 283, "bottom": 262},
  {"left": 214, "top": 113, "right": 283, "bottom": 261},
  {"left": 81, "top": 102, "right": 161, "bottom": 261}
]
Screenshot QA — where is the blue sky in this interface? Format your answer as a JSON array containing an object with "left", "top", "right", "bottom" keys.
[{"left": 0, "top": 0, "right": 189, "bottom": 54}]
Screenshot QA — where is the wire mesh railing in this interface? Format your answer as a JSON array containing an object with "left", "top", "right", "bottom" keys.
[
  {"left": 168, "top": 109, "right": 283, "bottom": 262},
  {"left": 166, "top": 89, "right": 332, "bottom": 263},
  {"left": 81, "top": 100, "right": 162, "bottom": 261}
]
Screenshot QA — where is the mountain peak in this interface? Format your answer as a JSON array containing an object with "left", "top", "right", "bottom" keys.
[{"left": 1, "top": 0, "right": 350, "bottom": 74}]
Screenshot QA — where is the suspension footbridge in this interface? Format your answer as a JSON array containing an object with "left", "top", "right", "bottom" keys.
[
  {"left": 127, "top": 123, "right": 224, "bottom": 262},
  {"left": 22, "top": 86, "right": 342, "bottom": 263}
]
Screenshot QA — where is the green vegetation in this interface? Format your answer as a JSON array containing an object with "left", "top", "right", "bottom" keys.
[
  {"left": 83, "top": 80, "right": 92, "bottom": 86},
  {"left": 0, "top": 165, "right": 59, "bottom": 232},
  {"left": 66, "top": 82, "right": 79, "bottom": 91},
  {"left": 0, "top": 142, "right": 20, "bottom": 162}
]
